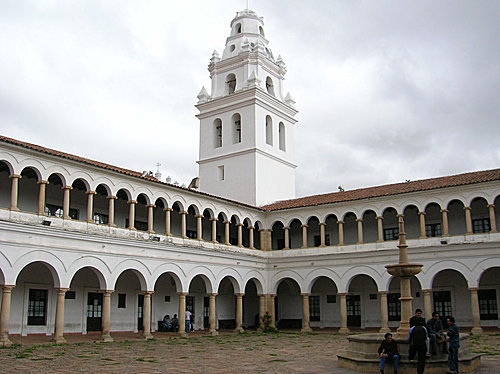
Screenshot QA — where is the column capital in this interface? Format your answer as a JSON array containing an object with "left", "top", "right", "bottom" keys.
[
  {"left": 463, "top": 206, "right": 471, "bottom": 211},
  {"left": 9, "top": 174, "right": 21, "bottom": 179},
  {"left": 1, "top": 285, "right": 15, "bottom": 292},
  {"left": 397, "top": 213, "right": 405, "bottom": 218},
  {"left": 440, "top": 209, "right": 448, "bottom": 213},
  {"left": 236, "top": 223, "right": 244, "bottom": 227},
  {"left": 283, "top": 226, "right": 290, "bottom": 230},
  {"left": 267, "top": 293, "right": 277, "bottom": 298},
  {"left": 418, "top": 211, "right": 426, "bottom": 216},
  {"left": 177, "top": 292, "right": 188, "bottom": 296},
  {"left": 56, "top": 288, "right": 70, "bottom": 292},
  {"left": 179, "top": 211, "right": 188, "bottom": 215},
  {"left": 195, "top": 214, "right": 204, "bottom": 219},
  {"left": 301, "top": 293, "right": 310, "bottom": 297},
  {"left": 301, "top": 224, "right": 308, "bottom": 228},
  {"left": 37, "top": 180, "right": 49, "bottom": 185},
  {"left": 248, "top": 226, "right": 254, "bottom": 230},
  {"left": 235, "top": 293, "right": 244, "bottom": 297},
  {"left": 487, "top": 204, "right": 495, "bottom": 208},
  {"left": 223, "top": 220, "right": 230, "bottom": 224},
  {"left": 146, "top": 204, "right": 156, "bottom": 208},
  {"left": 422, "top": 289, "right": 432, "bottom": 294},
  {"left": 209, "top": 217, "right": 218, "bottom": 222},
  {"left": 61, "top": 185, "right": 73, "bottom": 191},
  {"left": 163, "top": 207, "right": 173, "bottom": 212},
  {"left": 337, "top": 292, "right": 348, "bottom": 296},
  {"left": 106, "top": 195, "right": 117, "bottom": 200},
  {"left": 336, "top": 220, "right": 344, "bottom": 224},
  {"left": 378, "top": 291, "right": 389, "bottom": 295},
  {"left": 319, "top": 222, "right": 326, "bottom": 226},
  {"left": 127, "top": 200, "right": 137, "bottom": 205},
  {"left": 102, "top": 290, "right": 114, "bottom": 295},
  {"left": 144, "top": 290, "right": 155, "bottom": 295},
  {"left": 86, "top": 190, "right": 97, "bottom": 195},
  {"left": 376, "top": 216, "right": 383, "bottom": 220},
  {"left": 356, "top": 218, "right": 363, "bottom": 223},
  {"left": 469, "top": 287, "right": 479, "bottom": 292},
  {"left": 209, "top": 293, "right": 218, "bottom": 297}
]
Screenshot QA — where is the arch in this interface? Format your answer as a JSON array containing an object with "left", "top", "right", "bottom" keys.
[
  {"left": 226, "top": 73, "right": 236, "bottom": 94},
  {"left": 278, "top": 122, "right": 286, "bottom": 151},
  {"left": 203, "top": 208, "right": 215, "bottom": 219},
  {"left": 230, "top": 214, "right": 241, "bottom": 225},
  {"left": 151, "top": 263, "right": 186, "bottom": 293},
  {"left": 47, "top": 172, "right": 67, "bottom": 187},
  {"left": 304, "top": 268, "right": 341, "bottom": 293},
  {"left": 271, "top": 270, "right": 304, "bottom": 293},
  {"left": 231, "top": 113, "right": 242, "bottom": 144},
  {"left": 420, "top": 260, "right": 472, "bottom": 289},
  {"left": 67, "top": 256, "right": 111, "bottom": 290},
  {"left": 266, "top": 76, "right": 275, "bottom": 96},
  {"left": 95, "top": 183, "right": 112, "bottom": 196},
  {"left": 136, "top": 192, "right": 151, "bottom": 205},
  {"left": 187, "top": 204, "right": 200, "bottom": 216},
  {"left": 259, "top": 26, "right": 265, "bottom": 36},
  {"left": 214, "top": 118, "right": 223, "bottom": 148},
  {"left": 172, "top": 200, "right": 185, "bottom": 212},
  {"left": 0, "top": 159, "right": 14, "bottom": 175},
  {"left": 186, "top": 266, "right": 216, "bottom": 293},
  {"left": 471, "top": 258, "right": 500, "bottom": 287},
  {"left": 13, "top": 253, "right": 64, "bottom": 288},
  {"left": 20, "top": 165, "right": 42, "bottom": 181},
  {"left": 385, "top": 274, "right": 422, "bottom": 293},
  {"left": 340, "top": 266, "right": 387, "bottom": 292},
  {"left": 110, "top": 259, "right": 150, "bottom": 290},
  {"left": 116, "top": 188, "right": 133, "bottom": 202},
  {"left": 265, "top": 115, "right": 273, "bottom": 145},
  {"left": 234, "top": 22, "right": 242, "bottom": 34},
  {"left": 243, "top": 217, "right": 253, "bottom": 226},
  {"left": 243, "top": 272, "right": 265, "bottom": 295},
  {"left": 215, "top": 270, "right": 243, "bottom": 294}
]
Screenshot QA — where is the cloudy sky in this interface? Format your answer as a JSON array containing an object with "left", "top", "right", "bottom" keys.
[{"left": 1, "top": 0, "right": 499, "bottom": 199}]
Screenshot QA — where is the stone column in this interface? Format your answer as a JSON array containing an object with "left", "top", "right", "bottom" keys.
[
  {"left": 106, "top": 196, "right": 117, "bottom": 227},
  {"left": 268, "top": 294, "right": 276, "bottom": 328},
  {"left": 398, "top": 276, "right": 413, "bottom": 335},
  {"left": 418, "top": 211, "right": 427, "bottom": 239},
  {"left": 301, "top": 294, "right": 312, "bottom": 333},
  {"left": 301, "top": 224, "right": 308, "bottom": 248},
  {"left": 224, "top": 221, "right": 230, "bottom": 245},
  {"left": 53, "top": 288, "right": 68, "bottom": 344},
  {"left": 356, "top": 218, "right": 364, "bottom": 244},
  {"left": 488, "top": 204, "right": 497, "bottom": 233},
  {"left": 209, "top": 293, "right": 218, "bottom": 336},
  {"left": 248, "top": 226, "right": 255, "bottom": 249},
  {"left": 142, "top": 291, "right": 153, "bottom": 339},
  {"left": 164, "top": 207, "right": 172, "bottom": 236},
  {"left": 379, "top": 291, "right": 390, "bottom": 333},
  {"left": 101, "top": 290, "right": 113, "bottom": 342},
  {"left": 195, "top": 214, "right": 203, "bottom": 240},
  {"left": 180, "top": 211, "right": 188, "bottom": 238},
  {"left": 235, "top": 293, "right": 244, "bottom": 333},
  {"left": 258, "top": 294, "right": 266, "bottom": 330},
  {"left": 441, "top": 209, "right": 449, "bottom": 237},
  {"left": 470, "top": 288, "right": 483, "bottom": 335},
  {"left": 127, "top": 200, "right": 137, "bottom": 230},
  {"left": 337, "top": 221, "right": 344, "bottom": 245},
  {"left": 37, "top": 180, "right": 49, "bottom": 215},
  {"left": 319, "top": 222, "right": 326, "bottom": 247},
  {"left": 338, "top": 293, "right": 349, "bottom": 333},
  {"left": 0, "top": 285, "right": 15, "bottom": 347},
  {"left": 8, "top": 174, "right": 21, "bottom": 211},
  {"left": 178, "top": 292, "right": 187, "bottom": 337},
  {"left": 62, "top": 186, "right": 72, "bottom": 219},
  {"left": 422, "top": 289, "right": 432, "bottom": 322},
  {"left": 376, "top": 216, "right": 384, "bottom": 242},
  {"left": 146, "top": 204, "right": 155, "bottom": 233},
  {"left": 397, "top": 214, "right": 405, "bottom": 233},
  {"left": 283, "top": 226, "right": 290, "bottom": 249},
  {"left": 464, "top": 206, "right": 473, "bottom": 235},
  {"left": 210, "top": 218, "right": 217, "bottom": 242},
  {"left": 86, "top": 191, "right": 96, "bottom": 223},
  {"left": 237, "top": 223, "right": 243, "bottom": 247}
]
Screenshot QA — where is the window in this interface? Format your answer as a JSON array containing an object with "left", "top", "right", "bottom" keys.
[
  {"left": 276, "top": 238, "right": 285, "bottom": 250},
  {"left": 93, "top": 212, "right": 109, "bottom": 225},
  {"left": 426, "top": 223, "right": 442, "bottom": 237},
  {"left": 117, "top": 293, "right": 126, "bottom": 308},
  {"left": 265, "top": 115, "right": 273, "bottom": 145},
  {"left": 232, "top": 113, "right": 242, "bottom": 144},
  {"left": 387, "top": 293, "right": 401, "bottom": 321},
  {"left": 165, "top": 296, "right": 171, "bottom": 302},
  {"left": 226, "top": 73, "right": 236, "bottom": 94},
  {"left": 259, "top": 26, "right": 265, "bottom": 36},
  {"left": 218, "top": 166, "right": 225, "bottom": 181},
  {"left": 473, "top": 218, "right": 491, "bottom": 233},
  {"left": 314, "top": 234, "right": 330, "bottom": 247},
  {"left": 309, "top": 295, "right": 320, "bottom": 321},
  {"left": 186, "top": 230, "right": 197, "bottom": 239},
  {"left": 266, "top": 76, "right": 275, "bottom": 96},
  {"left": 327, "top": 295, "right": 336, "bottom": 303},
  {"left": 384, "top": 227, "right": 399, "bottom": 241},
  {"left": 214, "top": 118, "right": 223, "bottom": 148},
  {"left": 479, "top": 289, "right": 498, "bottom": 320},
  {"left": 28, "top": 289, "right": 48, "bottom": 326},
  {"left": 125, "top": 219, "right": 148, "bottom": 231},
  {"left": 45, "top": 204, "right": 79, "bottom": 220},
  {"left": 65, "top": 291, "right": 76, "bottom": 300},
  {"left": 278, "top": 122, "right": 286, "bottom": 151},
  {"left": 235, "top": 23, "right": 242, "bottom": 34}
]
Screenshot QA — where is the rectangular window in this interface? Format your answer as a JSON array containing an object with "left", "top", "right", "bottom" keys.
[
  {"left": 93, "top": 212, "right": 109, "bottom": 225},
  {"left": 327, "top": 295, "right": 336, "bottom": 303},
  {"left": 479, "top": 289, "right": 498, "bottom": 320},
  {"left": 387, "top": 293, "right": 401, "bottom": 321},
  {"left": 425, "top": 223, "right": 442, "bottom": 237},
  {"left": 218, "top": 165, "right": 225, "bottom": 181},
  {"left": 473, "top": 218, "right": 491, "bottom": 233},
  {"left": 309, "top": 295, "right": 320, "bottom": 321},
  {"left": 65, "top": 291, "right": 76, "bottom": 300},
  {"left": 383, "top": 228, "right": 399, "bottom": 241},
  {"left": 28, "top": 289, "right": 48, "bottom": 325},
  {"left": 118, "top": 293, "right": 126, "bottom": 308},
  {"left": 186, "top": 230, "right": 197, "bottom": 239},
  {"left": 45, "top": 204, "right": 79, "bottom": 220},
  {"left": 165, "top": 296, "right": 171, "bottom": 302}
]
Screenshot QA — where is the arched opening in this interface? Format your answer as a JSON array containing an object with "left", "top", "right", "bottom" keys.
[
  {"left": 432, "top": 269, "right": 469, "bottom": 325},
  {"left": 216, "top": 212, "right": 227, "bottom": 243},
  {"left": 307, "top": 216, "right": 320, "bottom": 247},
  {"left": 202, "top": 209, "right": 214, "bottom": 241},
  {"left": 18, "top": 167, "right": 40, "bottom": 213},
  {"left": 186, "top": 205, "right": 199, "bottom": 239},
  {"left": 494, "top": 195, "right": 500, "bottom": 232},
  {"left": 234, "top": 23, "right": 242, "bottom": 34},
  {"left": 271, "top": 221, "right": 285, "bottom": 250},
  {"left": 310, "top": 277, "right": 339, "bottom": 328},
  {"left": 229, "top": 215, "right": 239, "bottom": 245},
  {"left": 153, "top": 272, "right": 181, "bottom": 332},
  {"left": 276, "top": 278, "right": 302, "bottom": 329},
  {"left": 382, "top": 207, "right": 399, "bottom": 241},
  {"left": 387, "top": 276, "right": 422, "bottom": 328},
  {"left": 170, "top": 202, "right": 183, "bottom": 237},
  {"left": 424, "top": 203, "right": 443, "bottom": 237},
  {"left": 214, "top": 118, "right": 222, "bottom": 148},
  {"left": 403, "top": 205, "right": 420, "bottom": 239},
  {"left": 447, "top": 200, "right": 466, "bottom": 236},
  {"left": 226, "top": 73, "right": 236, "bottom": 95},
  {"left": 347, "top": 274, "right": 378, "bottom": 328},
  {"left": 243, "top": 279, "right": 261, "bottom": 329},
  {"left": 93, "top": 184, "right": 111, "bottom": 224},
  {"left": 188, "top": 275, "right": 211, "bottom": 331},
  {"left": 217, "top": 277, "right": 237, "bottom": 330},
  {"left": 266, "top": 76, "right": 275, "bottom": 96},
  {"left": 115, "top": 269, "right": 146, "bottom": 332},
  {"left": 362, "top": 210, "right": 377, "bottom": 243},
  {"left": 278, "top": 122, "right": 286, "bottom": 151},
  {"left": 231, "top": 113, "right": 242, "bottom": 144},
  {"left": 254, "top": 221, "right": 262, "bottom": 249},
  {"left": 0, "top": 161, "right": 12, "bottom": 209},
  {"left": 259, "top": 26, "right": 265, "bottom": 36},
  {"left": 152, "top": 198, "right": 166, "bottom": 233},
  {"left": 343, "top": 212, "right": 358, "bottom": 245},
  {"left": 115, "top": 189, "right": 131, "bottom": 228},
  {"left": 325, "top": 214, "right": 339, "bottom": 246},
  {"left": 70, "top": 178, "right": 89, "bottom": 221},
  {"left": 265, "top": 115, "right": 273, "bottom": 145},
  {"left": 471, "top": 197, "right": 490, "bottom": 233},
  {"left": 242, "top": 218, "right": 250, "bottom": 247},
  {"left": 133, "top": 193, "right": 149, "bottom": 231},
  {"left": 289, "top": 218, "right": 302, "bottom": 249},
  {"left": 45, "top": 174, "right": 67, "bottom": 218},
  {"left": 478, "top": 267, "right": 500, "bottom": 326}
]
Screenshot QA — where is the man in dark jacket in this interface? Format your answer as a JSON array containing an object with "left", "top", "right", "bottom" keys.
[
  {"left": 427, "top": 311, "right": 447, "bottom": 355},
  {"left": 409, "top": 319, "right": 428, "bottom": 374},
  {"left": 378, "top": 332, "right": 400, "bottom": 374},
  {"left": 447, "top": 316, "right": 460, "bottom": 374},
  {"left": 409, "top": 308, "right": 426, "bottom": 328}
]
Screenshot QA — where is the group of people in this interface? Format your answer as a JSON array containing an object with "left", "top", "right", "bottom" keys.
[
  {"left": 378, "top": 308, "right": 461, "bottom": 374},
  {"left": 162, "top": 310, "right": 195, "bottom": 333}
]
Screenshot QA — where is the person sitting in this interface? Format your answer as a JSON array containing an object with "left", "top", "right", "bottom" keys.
[
  {"left": 426, "top": 311, "right": 447, "bottom": 355},
  {"left": 378, "top": 332, "right": 400, "bottom": 374},
  {"left": 162, "top": 314, "right": 172, "bottom": 331},
  {"left": 409, "top": 308, "right": 426, "bottom": 328},
  {"left": 171, "top": 313, "right": 179, "bottom": 332}
]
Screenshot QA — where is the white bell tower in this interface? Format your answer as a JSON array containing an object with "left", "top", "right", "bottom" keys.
[{"left": 196, "top": 9, "right": 297, "bottom": 206}]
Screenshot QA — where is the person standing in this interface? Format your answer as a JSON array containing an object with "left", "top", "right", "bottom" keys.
[
  {"left": 378, "top": 332, "right": 400, "bottom": 374},
  {"left": 447, "top": 316, "right": 460, "bottom": 374},
  {"left": 408, "top": 319, "right": 428, "bottom": 374},
  {"left": 185, "top": 309, "right": 192, "bottom": 333}
]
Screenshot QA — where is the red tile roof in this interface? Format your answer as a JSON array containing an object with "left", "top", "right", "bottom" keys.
[{"left": 261, "top": 168, "right": 500, "bottom": 211}]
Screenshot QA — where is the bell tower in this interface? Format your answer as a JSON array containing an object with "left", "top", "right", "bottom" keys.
[{"left": 196, "top": 9, "right": 297, "bottom": 206}]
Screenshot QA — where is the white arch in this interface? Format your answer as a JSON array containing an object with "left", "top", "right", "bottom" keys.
[
  {"left": 186, "top": 266, "right": 216, "bottom": 293},
  {"left": 242, "top": 271, "right": 266, "bottom": 294},
  {"left": 215, "top": 268, "right": 243, "bottom": 294},
  {"left": 339, "top": 265, "right": 387, "bottom": 292},
  {"left": 271, "top": 270, "right": 304, "bottom": 293},
  {"left": 12, "top": 250, "right": 65, "bottom": 288},
  {"left": 420, "top": 260, "right": 472, "bottom": 289},
  {"left": 471, "top": 257, "right": 500, "bottom": 288},
  {"left": 66, "top": 256, "right": 111, "bottom": 289},
  {"left": 110, "top": 259, "right": 151, "bottom": 291},
  {"left": 151, "top": 263, "right": 186, "bottom": 292},
  {"left": 304, "top": 268, "right": 341, "bottom": 293}
]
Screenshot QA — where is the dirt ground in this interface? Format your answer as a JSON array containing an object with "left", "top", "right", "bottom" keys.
[{"left": 1, "top": 330, "right": 499, "bottom": 373}]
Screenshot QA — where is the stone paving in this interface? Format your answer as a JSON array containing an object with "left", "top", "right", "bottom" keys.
[{"left": 0, "top": 330, "right": 499, "bottom": 373}]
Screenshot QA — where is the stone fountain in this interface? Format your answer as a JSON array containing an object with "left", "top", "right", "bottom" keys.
[{"left": 337, "top": 216, "right": 481, "bottom": 373}]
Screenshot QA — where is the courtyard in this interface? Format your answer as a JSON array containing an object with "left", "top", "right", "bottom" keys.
[{"left": 1, "top": 330, "right": 499, "bottom": 373}]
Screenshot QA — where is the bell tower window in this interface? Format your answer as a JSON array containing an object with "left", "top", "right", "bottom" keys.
[
  {"left": 235, "top": 23, "right": 242, "bottom": 34},
  {"left": 259, "top": 26, "right": 265, "bottom": 36},
  {"left": 226, "top": 73, "right": 236, "bottom": 95},
  {"left": 266, "top": 115, "right": 273, "bottom": 145},
  {"left": 279, "top": 122, "right": 286, "bottom": 151},
  {"left": 232, "top": 113, "right": 242, "bottom": 144},
  {"left": 266, "top": 77, "right": 275, "bottom": 96},
  {"left": 214, "top": 118, "right": 222, "bottom": 148}
]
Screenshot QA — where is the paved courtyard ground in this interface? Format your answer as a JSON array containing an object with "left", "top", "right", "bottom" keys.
[{"left": 1, "top": 330, "right": 499, "bottom": 373}]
